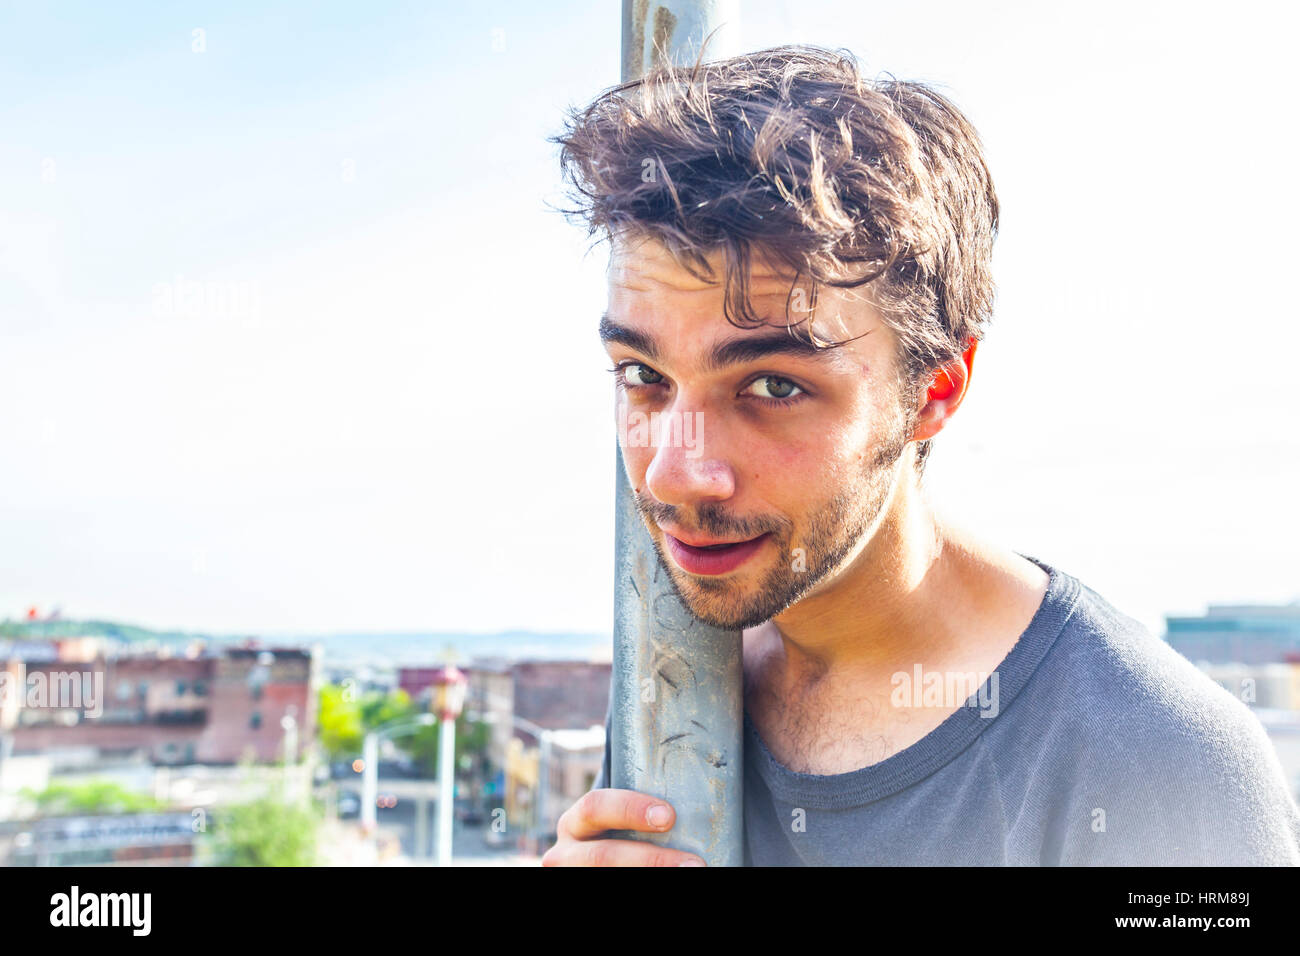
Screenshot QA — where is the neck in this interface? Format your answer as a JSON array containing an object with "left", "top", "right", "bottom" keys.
[{"left": 759, "top": 467, "right": 1031, "bottom": 692}]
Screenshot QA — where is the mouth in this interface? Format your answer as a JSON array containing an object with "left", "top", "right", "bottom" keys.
[{"left": 662, "top": 529, "right": 771, "bottom": 576}]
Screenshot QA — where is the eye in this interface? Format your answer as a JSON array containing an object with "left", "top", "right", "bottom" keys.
[
  {"left": 744, "top": 375, "right": 803, "bottom": 401},
  {"left": 619, "top": 363, "right": 663, "bottom": 387}
]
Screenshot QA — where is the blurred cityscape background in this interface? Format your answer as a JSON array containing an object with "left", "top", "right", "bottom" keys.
[
  {"left": 3, "top": 0, "right": 1298, "bottom": 866},
  {"left": 1, "top": 600, "right": 1298, "bottom": 866},
  {"left": 0, "top": 613, "right": 612, "bottom": 865}
]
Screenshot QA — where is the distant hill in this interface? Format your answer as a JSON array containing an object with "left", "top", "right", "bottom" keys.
[
  {"left": 0, "top": 618, "right": 610, "bottom": 664},
  {"left": 0, "top": 618, "right": 219, "bottom": 644},
  {"left": 298, "top": 630, "right": 611, "bottom": 665}
]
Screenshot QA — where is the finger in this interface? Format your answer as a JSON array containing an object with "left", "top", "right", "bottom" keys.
[
  {"left": 541, "top": 838, "right": 706, "bottom": 867},
  {"left": 556, "top": 789, "right": 677, "bottom": 841}
]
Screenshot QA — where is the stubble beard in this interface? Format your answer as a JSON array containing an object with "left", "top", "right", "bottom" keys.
[{"left": 634, "top": 398, "right": 916, "bottom": 632}]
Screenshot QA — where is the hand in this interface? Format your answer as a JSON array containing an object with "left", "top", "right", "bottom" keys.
[{"left": 541, "top": 789, "right": 708, "bottom": 866}]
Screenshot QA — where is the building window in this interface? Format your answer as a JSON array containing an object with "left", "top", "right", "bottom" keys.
[
  {"left": 250, "top": 712, "right": 262, "bottom": 730},
  {"left": 193, "top": 681, "right": 207, "bottom": 696},
  {"left": 176, "top": 681, "right": 187, "bottom": 695}
]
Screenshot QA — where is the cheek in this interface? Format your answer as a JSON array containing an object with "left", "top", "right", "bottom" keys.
[
  {"left": 744, "top": 433, "right": 830, "bottom": 490},
  {"left": 766, "top": 421, "right": 869, "bottom": 495}
]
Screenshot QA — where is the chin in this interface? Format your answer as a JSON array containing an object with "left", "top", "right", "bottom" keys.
[{"left": 677, "top": 577, "right": 773, "bottom": 629}]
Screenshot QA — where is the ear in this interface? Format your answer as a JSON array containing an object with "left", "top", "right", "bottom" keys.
[{"left": 910, "top": 337, "right": 977, "bottom": 443}]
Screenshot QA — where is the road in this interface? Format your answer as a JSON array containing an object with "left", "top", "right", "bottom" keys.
[{"left": 327, "top": 780, "right": 537, "bottom": 862}]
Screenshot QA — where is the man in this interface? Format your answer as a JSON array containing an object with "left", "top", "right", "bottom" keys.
[{"left": 542, "top": 44, "right": 1300, "bottom": 865}]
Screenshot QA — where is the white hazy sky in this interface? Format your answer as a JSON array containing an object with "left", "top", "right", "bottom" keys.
[{"left": 2, "top": 0, "right": 1297, "bottom": 638}]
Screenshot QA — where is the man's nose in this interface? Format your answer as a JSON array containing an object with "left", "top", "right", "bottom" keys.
[{"left": 643, "top": 411, "right": 736, "bottom": 506}]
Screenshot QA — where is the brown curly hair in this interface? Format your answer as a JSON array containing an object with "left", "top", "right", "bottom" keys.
[{"left": 550, "top": 43, "right": 999, "bottom": 477}]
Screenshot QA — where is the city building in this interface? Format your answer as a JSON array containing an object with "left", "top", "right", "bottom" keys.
[
  {"left": 1165, "top": 601, "right": 1300, "bottom": 665},
  {"left": 397, "top": 657, "right": 610, "bottom": 849},
  {"left": 0, "top": 640, "right": 320, "bottom": 766}
]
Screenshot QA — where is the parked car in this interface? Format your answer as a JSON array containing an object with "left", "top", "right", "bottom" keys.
[
  {"left": 456, "top": 802, "right": 486, "bottom": 825},
  {"left": 331, "top": 760, "right": 360, "bottom": 780},
  {"left": 337, "top": 791, "right": 361, "bottom": 818}
]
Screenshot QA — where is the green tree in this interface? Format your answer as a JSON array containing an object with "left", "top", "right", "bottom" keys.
[
  {"left": 360, "top": 687, "right": 415, "bottom": 730},
  {"left": 316, "top": 683, "right": 492, "bottom": 779},
  {"left": 317, "top": 684, "right": 417, "bottom": 762},
  {"left": 317, "top": 683, "right": 365, "bottom": 761},
  {"left": 403, "top": 713, "right": 493, "bottom": 778},
  {"left": 203, "top": 789, "right": 322, "bottom": 866},
  {"left": 23, "top": 780, "right": 165, "bottom": 815}
]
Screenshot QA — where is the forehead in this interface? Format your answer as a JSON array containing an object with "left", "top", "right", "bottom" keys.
[
  {"left": 605, "top": 234, "right": 892, "bottom": 373},
  {"left": 608, "top": 234, "right": 792, "bottom": 296}
]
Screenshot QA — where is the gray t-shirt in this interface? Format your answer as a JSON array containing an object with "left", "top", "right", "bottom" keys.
[{"left": 591, "top": 554, "right": 1300, "bottom": 865}]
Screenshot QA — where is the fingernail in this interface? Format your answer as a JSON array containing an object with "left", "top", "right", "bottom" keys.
[
  {"left": 646, "top": 804, "right": 671, "bottom": 828},
  {"left": 679, "top": 858, "right": 706, "bottom": 866}
]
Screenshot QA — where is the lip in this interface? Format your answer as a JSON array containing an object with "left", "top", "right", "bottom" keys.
[
  {"left": 661, "top": 527, "right": 756, "bottom": 548},
  {"left": 662, "top": 530, "right": 770, "bottom": 576}
]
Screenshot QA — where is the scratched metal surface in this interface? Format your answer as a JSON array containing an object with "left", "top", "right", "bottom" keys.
[
  {"left": 611, "top": 449, "right": 744, "bottom": 866},
  {"left": 621, "top": 0, "right": 741, "bottom": 84}
]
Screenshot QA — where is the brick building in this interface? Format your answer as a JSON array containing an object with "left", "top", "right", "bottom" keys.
[
  {"left": 2, "top": 643, "right": 320, "bottom": 765},
  {"left": 510, "top": 660, "right": 611, "bottom": 732}
]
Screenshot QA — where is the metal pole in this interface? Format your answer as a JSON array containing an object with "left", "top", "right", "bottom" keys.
[
  {"left": 621, "top": 0, "right": 741, "bottom": 83},
  {"left": 436, "top": 714, "right": 455, "bottom": 866},
  {"left": 414, "top": 792, "right": 429, "bottom": 859},
  {"left": 613, "top": 0, "right": 744, "bottom": 868},
  {"left": 538, "top": 730, "right": 551, "bottom": 844},
  {"left": 280, "top": 710, "right": 298, "bottom": 804},
  {"left": 361, "top": 731, "right": 377, "bottom": 834}
]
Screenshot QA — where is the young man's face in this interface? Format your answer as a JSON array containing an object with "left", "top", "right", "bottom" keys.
[{"left": 602, "top": 234, "right": 919, "bottom": 631}]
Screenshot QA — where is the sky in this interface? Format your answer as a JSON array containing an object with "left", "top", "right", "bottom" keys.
[{"left": 1, "top": 0, "right": 1297, "bottom": 639}]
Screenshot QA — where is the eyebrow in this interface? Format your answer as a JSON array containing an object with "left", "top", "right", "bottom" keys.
[{"left": 598, "top": 313, "right": 858, "bottom": 373}]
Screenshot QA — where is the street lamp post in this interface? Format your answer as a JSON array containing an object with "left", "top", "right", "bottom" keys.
[
  {"left": 361, "top": 731, "right": 378, "bottom": 835},
  {"left": 359, "top": 713, "right": 436, "bottom": 838},
  {"left": 280, "top": 706, "right": 298, "bottom": 804},
  {"left": 538, "top": 730, "right": 553, "bottom": 850},
  {"left": 431, "top": 665, "right": 468, "bottom": 867}
]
